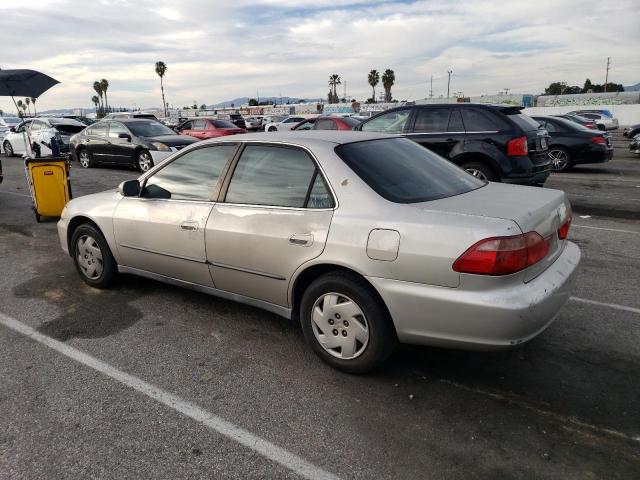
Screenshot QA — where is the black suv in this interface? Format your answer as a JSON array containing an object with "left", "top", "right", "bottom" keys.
[{"left": 356, "top": 104, "right": 551, "bottom": 185}]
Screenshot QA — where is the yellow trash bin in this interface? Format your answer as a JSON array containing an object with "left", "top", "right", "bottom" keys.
[{"left": 25, "top": 157, "right": 72, "bottom": 222}]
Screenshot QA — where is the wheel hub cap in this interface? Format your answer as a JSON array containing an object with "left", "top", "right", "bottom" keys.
[
  {"left": 465, "top": 168, "right": 487, "bottom": 181},
  {"left": 311, "top": 293, "right": 369, "bottom": 360},
  {"left": 76, "top": 235, "right": 103, "bottom": 279},
  {"left": 548, "top": 150, "right": 568, "bottom": 170}
]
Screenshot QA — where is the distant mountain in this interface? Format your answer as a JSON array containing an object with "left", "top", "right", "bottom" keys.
[
  {"left": 211, "top": 96, "right": 323, "bottom": 108},
  {"left": 624, "top": 82, "right": 640, "bottom": 92}
]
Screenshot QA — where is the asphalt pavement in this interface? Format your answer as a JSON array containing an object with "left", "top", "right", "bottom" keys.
[{"left": 0, "top": 141, "right": 639, "bottom": 479}]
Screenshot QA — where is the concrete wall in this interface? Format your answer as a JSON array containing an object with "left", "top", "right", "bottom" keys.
[{"left": 523, "top": 104, "right": 640, "bottom": 126}]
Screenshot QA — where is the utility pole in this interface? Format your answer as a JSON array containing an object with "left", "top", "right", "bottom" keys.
[
  {"left": 504, "top": 88, "right": 510, "bottom": 95},
  {"left": 447, "top": 70, "right": 453, "bottom": 98},
  {"left": 429, "top": 75, "right": 433, "bottom": 98},
  {"left": 604, "top": 57, "right": 611, "bottom": 92},
  {"left": 344, "top": 80, "right": 347, "bottom": 102}
]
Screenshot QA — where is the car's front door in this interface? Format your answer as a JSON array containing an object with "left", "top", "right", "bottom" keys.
[
  {"left": 11, "top": 121, "right": 33, "bottom": 154},
  {"left": 106, "top": 122, "right": 136, "bottom": 165},
  {"left": 405, "top": 107, "right": 464, "bottom": 159},
  {"left": 113, "top": 143, "right": 239, "bottom": 286},
  {"left": 206, "top": 144, "right": 335, "bottom": 307}
]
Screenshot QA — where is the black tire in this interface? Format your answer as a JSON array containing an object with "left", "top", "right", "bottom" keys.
[
  {"left": 300, "top": 272, "right": 397, "bottom": 373},
  {"left": 77, "top": 148, "right": 93, "bottom": 168},
  {"left": 136, "top": 150, "right": 154, "bottom": 172},
  {"left": 548, "top": 146, "right": 572, "bottom": 172},
  {"left": 268, "top": 126, "right": 277, "bottom": 132},
  {"left": 3, "top": 141, "right": 14, "bottom": 157},
  {"left": 70, "top": 223, "right": 117, "bottom": 288},
  {"left": 34, "top": 211, "right": 41, "bottom": 223},
  {"left": 461, "top": 161, "right": 498, "bottom": 182}
]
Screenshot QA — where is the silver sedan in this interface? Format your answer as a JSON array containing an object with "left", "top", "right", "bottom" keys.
[{"left": 58, "top": 131, "right": 580, "bottom": 373}]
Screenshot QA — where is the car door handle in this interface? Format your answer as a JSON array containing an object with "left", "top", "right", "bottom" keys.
[
  {"left": 180, "top": 221, "right": 199, "bottom": 231},
  {"left": 289, "top": 234, "right": 313, "bottom": 246}
]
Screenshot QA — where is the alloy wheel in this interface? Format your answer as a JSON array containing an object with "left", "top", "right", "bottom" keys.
[
  {"left": 4, "top": 142, "right": 13, "bottom": 156},
  {"left": 465, "top": 168, "right": 488, "bottom": 181},
  {"left": 548, "top": 149, "right": 569, "bottom": 171},
  {"left": 138, "top": 151, "right": 153, "bottom": 172},
  {"left": 311, "top": 293, "right": 369, "bottom": 360},
  {"left": 79, "top": 151, "right": 91, "bottom": 168},
  {"left": 76, "top": 235, "right": 104, "bottom": 280}
]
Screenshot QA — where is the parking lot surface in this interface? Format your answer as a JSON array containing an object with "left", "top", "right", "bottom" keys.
[{"left": 1, "top": 142, "right": 639, "bottom": 479}]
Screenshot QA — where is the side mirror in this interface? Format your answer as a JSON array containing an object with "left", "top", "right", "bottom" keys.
[
  {"left": 118, "top": 133, "right": 132, "bottom": 141},
  {"left": 118, "top": 179, "right": 140, "bottom": 197},
  {"left": 10, "top": 127, "right": 16, "bottom": 133}
]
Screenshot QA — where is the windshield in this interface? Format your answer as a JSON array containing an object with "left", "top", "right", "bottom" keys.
[
  {"left": 127, "top": 121, "right": 175, "bottom": 137},
  {"left": 335, "top": 138, "right": 484, "bottom": 203},
  {"left": 2, "top": 117, "right": 21, "bottom": 124},
  {"left": 340, "top": 117, "right": 362, "bottom": 127}
]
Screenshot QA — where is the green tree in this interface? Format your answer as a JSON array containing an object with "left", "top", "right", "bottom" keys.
[
  {"left": 91, "top": 95, "right": 100, "bottom": 113},
  {"left": 93, "top": 81, "right": 104, "bottom": 113},
  {"left": 381, "top": 69, "right": 395, "bottom": 102},
  {"left": 248, "top": 98, "right": 258, "bottom": 106},
  {"left": 328, "top": 74, "right": 341, "bottom": 103},
  {"left": 200, "top": 104, "right": 207, "bottom": 110},
  {"left": 155, "top": 61, "right": 168, "bottom": 117},
  {"left": 25, "top": 97, "right": 31, "bottom": 116},
  {"left": 16, "top": 99, "right": 24, "bottom": 118},
  {"left": 368, "top": 70, "right": 380, "bottom": 103},
  {"left": 100, "top": 79, "right": 109, "bottom": 112},
  {"left": 30, "top": 97, "right": 37, "bottom": 116},
  {"left": 583, "top": 78, "right": 593, "bottom": 93}
]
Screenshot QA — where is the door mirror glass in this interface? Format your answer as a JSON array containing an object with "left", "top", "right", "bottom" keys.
[
  {"left": 118, "top": 133, "right": 132, "bottom": 141},
  {"left": 118, "top": 180, "right": 140, "bottom": 197},
  {"left": 10, "top": 127, "right": 16, "bottom": 133}
]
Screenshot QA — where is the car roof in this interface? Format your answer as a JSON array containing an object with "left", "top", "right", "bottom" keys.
[
  {"left": 202, "top": 130, "right": 393, "bottom": 145},
  {"left": 114, "top": 118, "right": 163, "bottom": 124}
]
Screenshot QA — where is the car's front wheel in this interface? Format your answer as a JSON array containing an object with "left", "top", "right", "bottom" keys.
[
  {"left": 71, "top": 224, "right": 117, "bottom": 288},
  {"left": 267, "top": 126, "right": 277, "bottom": 132},
  {"left": 78, "top": 149, "right": 92, "bottom": 168},
  {"left": 3, "top": 141, "right": 14, "bottom": 157},
  {"left": 300, "top": 272, "right": 397, "bottom": 373},
  {"left": 137, "top": 150, "right": 154, "bottom": 172}
]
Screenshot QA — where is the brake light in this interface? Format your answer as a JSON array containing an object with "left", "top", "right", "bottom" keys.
[
  {"left": 590, "top": 136, "right": 606, "bottom": 145},
  {"left": 507, "top": 136, "right": 528, "bottom": 156},
  {"left": 557, "top": 217, "right": 572, "bottom": 240},
  {"left": 585, "top": 122, "right": 596, "bottom": 129},
  {"left": 453, "top": 232, "right": 550, "bottom": 276}
]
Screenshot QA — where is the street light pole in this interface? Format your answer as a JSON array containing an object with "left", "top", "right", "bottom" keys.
[{"left": 447, "top": 70, "right": 453, "bottom": 98}]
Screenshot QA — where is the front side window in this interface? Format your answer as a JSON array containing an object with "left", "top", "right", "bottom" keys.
[
  {"left": 360, "top": 109, "right": 411, "bottom": 134},
  {"left": 193, "top": 120, "right": 207, "bottom": 130},
  {"left": 225, "top": 145, "right": 331, "bottom": 208},
  {"left": 335, "top": 138, "right": 484, "bottom": 204},
  {"left": 413, "top": 108, "right": 450, "bottom": 133},
  {"left": 143, "top": 145, "right": 237, "bottom": 201}
]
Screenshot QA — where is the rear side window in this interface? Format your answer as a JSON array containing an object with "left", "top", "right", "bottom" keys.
[
  {"left": 335, "top": 138, "right": 484, "bottom": 203},
  {"left": 413, "top": 108, "right": 450, "bottom": 133},
  {"left": 461, "top": 109, "right": 501, "bottom": 132},
  {"left": 225, "top": 145, "right": 333, "bottom": 208},
  {"left": 212, "top": 120, "right": 237, "bottom": 128},
  {"left": 315, "top": 119, "right": 337, "bottom": 130}
]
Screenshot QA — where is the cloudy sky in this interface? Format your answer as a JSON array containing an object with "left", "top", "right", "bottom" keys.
[{"left": 0, "top": 0, "right": 638, "bottom": 113}]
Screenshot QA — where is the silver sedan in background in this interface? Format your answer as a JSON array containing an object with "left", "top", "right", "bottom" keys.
[{"left": 57, "top": 132, "right": 580, "bottom": 373}]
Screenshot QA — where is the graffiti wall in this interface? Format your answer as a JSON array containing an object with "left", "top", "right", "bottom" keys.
[{"left": 537, "top": 92, "right": 640, "bottom": 107}]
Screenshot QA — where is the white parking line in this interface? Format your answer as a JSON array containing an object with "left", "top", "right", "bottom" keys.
[
  {"left": 0, "top": 312, "right": 339, "bottom": 480},
  {"left": 570, "top": 297, "right": 640, "bottom": 315},
  {"left": 0, "top": 190, "right": 31, "bottom": 198},
  {"left": 572, "top": 224, "right": 640, "bottom": 235}
]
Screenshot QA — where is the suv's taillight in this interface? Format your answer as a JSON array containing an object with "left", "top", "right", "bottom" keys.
[
  {"left": 507, "top": 136, "right": 528, "bottom": 156},
  {"left": 590, "top": 136, "right": 606, "bottom": 145},
  {"left": 453, "top": 232, "right": 550, "bottom": 276},
  {"left": 558, "top": 217, "right": 572, "bottom": 240}
]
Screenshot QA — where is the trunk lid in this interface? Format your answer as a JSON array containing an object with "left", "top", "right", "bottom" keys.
[{"left": 413, "top": 182, "right": 571, "bottom": 281}]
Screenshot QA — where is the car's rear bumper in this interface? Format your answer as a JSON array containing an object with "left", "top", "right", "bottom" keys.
[{"left": 367, "top": 241, "right": 580, "bottom": 350}]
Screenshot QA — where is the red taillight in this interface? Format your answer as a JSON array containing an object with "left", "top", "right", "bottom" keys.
[
  {"left": 557, "top": 217, "right": 571, "bottom": 240},
  {"left": 590, "top": 136, "right": 606, "bottom": 145},
  {"left": 507, "top": 136, "right": 528, "bottom": 156},
  {"left": 453, "top": 232, "right": 550, "bottom": 276},
  {"left": 585, "top": 122, "right": 596, "bottom": 129}
]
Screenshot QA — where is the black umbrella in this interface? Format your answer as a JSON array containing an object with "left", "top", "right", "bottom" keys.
[{"left": 0, "top": 69, "right": 60, "bottom": 117}]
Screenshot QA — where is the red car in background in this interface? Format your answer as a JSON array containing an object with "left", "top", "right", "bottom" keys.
[
  {"left": 292, "top": 115, "right": 361, "bottom": 131},
  {"left": 177, "top": 118, "right": 246, "bottom": 139}
]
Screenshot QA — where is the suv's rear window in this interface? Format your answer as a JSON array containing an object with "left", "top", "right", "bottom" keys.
[
  {"left": 335, "top": 138, "right": 484, "bottom": 203},
  {"left": 503, "top": 110, "right": 540, "bottom": 132}
]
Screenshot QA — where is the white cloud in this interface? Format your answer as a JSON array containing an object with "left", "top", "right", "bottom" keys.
[{"left": 0, "top": 0, "right": 638, "bottom": 113}]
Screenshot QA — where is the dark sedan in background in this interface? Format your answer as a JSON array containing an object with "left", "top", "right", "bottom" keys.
[
  {"left": 70, "top": 119, "right": 198, "bottom": 172},
  {"left": 532, "top": 116, "right": 613, "bottom": 172}
]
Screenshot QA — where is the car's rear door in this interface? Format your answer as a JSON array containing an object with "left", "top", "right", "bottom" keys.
[
  {"left": 205, "top": 143, "right": 335, "bottom": 307},
  {"left": 113, "top": 143, "right": 238, "bottom": 286},
  {"left": 406, "top": 107, "right": 464, "bottom": 159}
]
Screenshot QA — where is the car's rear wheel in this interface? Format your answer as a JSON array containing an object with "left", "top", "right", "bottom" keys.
[
  {"left": 461, "top": 161, "right": 497, "bottom": 182},
  {"left": 78, "top": 149, "right": 92, "bottom": 168},
  {"left": 137, "top": 150, "right": 153, "bottom": 172},
  {"left": 548, "top": 147, "right": 571, "bottom": 172},
  {"left": 3, "top": 141, "right": 13, "bottom": 157},
  {"left": 71, "top": 224, "right": 117, "bottom": 288},
  {"left": 268, "top": 126, "right": 277, "bottom": 132},
  {"left": 300, "top": 272, "right": 396, "bottom": 373}
]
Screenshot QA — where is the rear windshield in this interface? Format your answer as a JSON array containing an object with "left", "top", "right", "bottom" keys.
[
  {"left": 335, "top": 138, "right": 484, "bottom": 203},
  {"left": 340, "top": 117, "right": 362, "bottom": 127},
  {"left": 128, "top": 121, "right": 175, "bottom": 137},
  {"left": 212, "top": 120, "right": 238, "bottom": 128}
]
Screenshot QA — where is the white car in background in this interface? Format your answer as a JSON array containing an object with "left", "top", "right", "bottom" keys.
[
  {"left": 2, "top": 119, "right": 33, "bottom": 156},
  {"left": 0, "top": 116, "right": 22, "bottom": 147},
  {"left": 2, "top": 118, "right": 86, "bottom": 157},
  {"left": 244, "top": 116, "right": 264, "bottom": 131},
  {"left": 567, "top": 110, "right": 619, "bottom": 131},
  {"left": 264, "top": 115, "right": 307, "bottom": 132}
]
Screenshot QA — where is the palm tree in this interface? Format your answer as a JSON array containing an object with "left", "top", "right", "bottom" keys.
[
  {"left": 91, "top": 95, "right": 100, "bottom": 113},
  {"left": 368, "top": 70, "right": 380, "bottom": 103},
  {"left": 25, "top": 97, "right": 31, "bottom": 116},
  {"left": 155, "top": 61, "right": 167, "bottom": 117},
  {"left": 16, "top": 99, "right": 24, "bottom": 118},
  {"left": 100, "top": 79, "right": 109, "bottom": 112},
  {"left": 31, "top": 97, "right": 37, "bottom": 116},
  {"left": 328, "top": 74, "right": 341, "bottom": 103},
  {"left": 93, "top": 81, "right": 104, "bottom": 113},
  {"left": 381, "top": 69, "right": 395, "bottom": 102}
]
